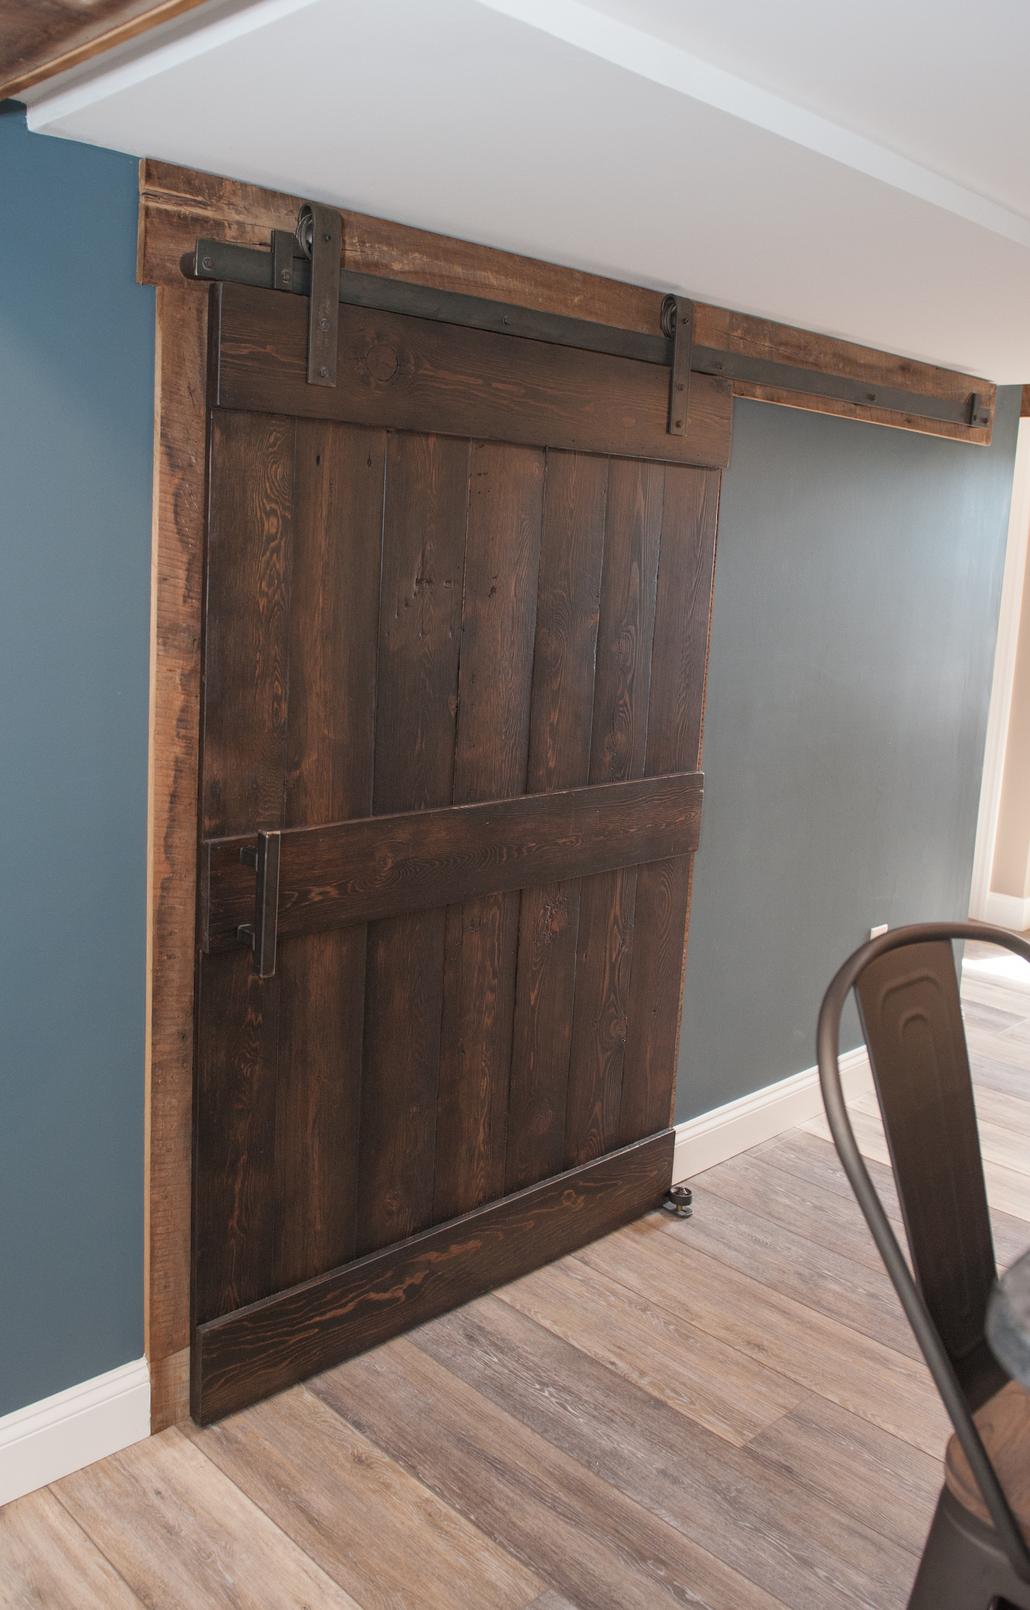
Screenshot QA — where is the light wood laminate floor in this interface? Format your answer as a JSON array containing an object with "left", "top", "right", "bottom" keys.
[{"left": 3, "top": 955, "right": 1029, "bottom": 1609}]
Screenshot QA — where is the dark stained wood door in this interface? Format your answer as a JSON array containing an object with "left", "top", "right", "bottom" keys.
[{"left": 191, "top": 280, "right": 727, "bottom": 1421}]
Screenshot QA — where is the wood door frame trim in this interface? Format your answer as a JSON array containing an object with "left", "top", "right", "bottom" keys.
[{"left": 139, "top": 157, "right": 996, "bottom": 1430}]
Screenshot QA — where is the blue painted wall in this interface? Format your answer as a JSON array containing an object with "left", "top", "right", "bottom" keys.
[
  {"left": 0, "top": 107, "right": 153, "bottom": 1414},
  {"left": 678, "top": 391, "right": 1020, "bottom": 1121}
]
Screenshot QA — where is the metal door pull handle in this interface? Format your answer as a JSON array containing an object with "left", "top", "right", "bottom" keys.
[{"left": 237, "top": 830, "right": 281, "bottom": 978}]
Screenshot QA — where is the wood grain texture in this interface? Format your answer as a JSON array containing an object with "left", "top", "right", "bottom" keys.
[
  {"left": 578, "top": 1218, "right": 949, "bottom": 1455},
  {"left": 0, "top": 0, "right": 209, "bottom": 98},
  {"left": 497, "top": 1252, "right": 806, "bottom": 1446},
  {"left": 147, "top": 1344, "right": 189, "bottom": 1432},
  {"left": 274, "top": 421, "right": 384, "bottom": 1290},
  {"left": 565, "top": 459, "right": 664, "bottom": 1164},
  {"left": 433, "top": 442, "right": 545, "bottom": 1222},
  {"left": 183, "top": 1387, "right": 543, "bottom": 1609},
  {"left": 411, "top": 1294, "right": 917, "bottom": 1610},
  {"left": 204, "top": 771, "right": 703, "bottom": 947},
  {"left": 145, "top": 281, "right": 207, "bottom": 1427},
  {"left": 138, "top": 159, "right": 995, "bottom": 443},
  {"left": 679, "top": 1177, "right": 920, "bottom": 1359},
  {"left": 193, "top": 1130, "right": 673, "bottom": 1422},
  {"left": 212, "top": 283, "right": 733, "bottom": 468},
  {"left": 356, "top": 432, "right": 468, "bottom": 1256},
  {"left": 620, "top": 465, "right": 720, "bottom": 1140},
  {"left": 193, "top": 409, "right": 296, "bottom": 1325},
  {"left": 747, "top": 1394, "right": 944, "bottom": 1556},
  {"left": 52, "top": 1429, "right": 359, "bottom": 1608},
  {"left": 314, "top": 1334, "right": 791, "bottom": 1610},
  {"left": 192, "top": 279, "right": 719, "bottom": 1411},
  {"left": 506, "top": 452, "right": 608, "bottom": 1191},
  {"left": 944, "top": 1378, "right": 1030, "bottom": 1535},
  {"left": 0, "top": 1488, "right": 142, "bottom": 1608}
]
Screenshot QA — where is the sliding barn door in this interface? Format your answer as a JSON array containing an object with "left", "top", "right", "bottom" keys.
[{"left": 192, "top": 279, "right": 728, "bottom": 1421}]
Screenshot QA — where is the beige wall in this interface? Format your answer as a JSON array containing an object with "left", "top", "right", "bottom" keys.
[{"left": 992, "top": 533, "right": 1030, "bottom": 900}]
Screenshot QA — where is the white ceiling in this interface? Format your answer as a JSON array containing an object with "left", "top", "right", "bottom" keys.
[{"left": 22, "top": 0, "right": 1030, "bottom": 380}]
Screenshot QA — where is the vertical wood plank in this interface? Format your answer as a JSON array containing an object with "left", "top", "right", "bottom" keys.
[
  {"left": 274, "top": 421, "right": 385, "bottom": 1288},
  {"left": 620, "top": 467, "right": 720, "bottom": 1141},
  {"left": 433, "top": 442, "right": 545, "bottom": 1220},
  {"left": 194, "top": 411, "right": 294, "bottom": 1324},
  {"left": 505, "top": 452, "right": 608, "bottom": 1191},
  {"left": 146, "top": 281, "right": 207, "bottom": 1426},
  {"left": 564, "top": 459, "right": 664, "bottom": 1165},
  {"left": 357, "top": 433, "right": 470, "bottom": 1254},
  {"left": 200, "top": 411, "right": 294, "bottom": 837}
]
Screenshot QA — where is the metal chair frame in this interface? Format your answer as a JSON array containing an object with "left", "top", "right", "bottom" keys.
[{"left": 817, "top": 920, "right": 1030, "bottom": 1607}]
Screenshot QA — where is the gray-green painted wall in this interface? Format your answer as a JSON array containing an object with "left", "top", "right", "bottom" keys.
[
  {"left": 678, "top": 391, "right": 1020, "bottom": 1121},
  {"left": 0, "top": 108, "right": 153, "bottom": 1414}
]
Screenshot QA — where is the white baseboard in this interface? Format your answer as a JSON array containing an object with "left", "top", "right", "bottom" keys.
[
  {"left": 672, "top": 1045, "right": 872, "bottom": 1183},
  {"left": 979, "top": 891, "right": 1030, "bottom": 933},
  {"left": 0, "top": 1358, "right": 150, "bottom": 1509}
]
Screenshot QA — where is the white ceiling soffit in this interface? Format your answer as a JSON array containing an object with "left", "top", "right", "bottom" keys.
[{"left": 23, "top": 0, "right": 1030, "bottom": 381}]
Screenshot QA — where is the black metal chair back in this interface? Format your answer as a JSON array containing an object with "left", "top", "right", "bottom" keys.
[{"left": 817, "top": 920, "right": 1030, "bottom": 1581}]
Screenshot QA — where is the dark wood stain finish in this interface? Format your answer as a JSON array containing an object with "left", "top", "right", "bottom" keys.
[
  {"left": 274, "top": 421, "right": 385, "bottom": 1289},
  {"left": 204, "top": 772, "right": 704, "bottom": 945},
  {"left": 194, "top": 1131, "right": 674, "bottom": 1422},
  {"left": 433, "top": 443, "right": 545, "bottom": 1222},
  {"left": 192, "top": 279, "right": 722, "bottom": 1418},
  {"left": 212, "top": 283, "right": 732, "bottom": 468},
  {"left": 565, "top": 459, "right": 664, "bottom": 1164},
  {"left": 506, "top": 453, "right": 608, "bottom": 1191},
  {"left": 356, "top": 433, "right": 469, "bottom": 1256},
  {"left": 620, "top": 466, "right": 721, "bottom": 1142}
]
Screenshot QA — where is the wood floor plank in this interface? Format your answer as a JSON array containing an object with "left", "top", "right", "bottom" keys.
[
  {"left": 961, "top": 997, "right": 1026, "bottom": 1035},
  {"left": 692, "top": 1148, "right": 903, "bottom": 1272},
  {"left": 186, "top": 1385, "right": 542, "bottom": 1610},
  {"left": 852, "top": 1083, "right": 1030, "bottom": 1180},
  {"left": 576, "top": 1217, "right": 949, "bottom": 1455},
  {"left": 410, "top": 1293, "right": 919, "bottom": 1610},
  {"left": 312, "top": 1332, "right": 792, "bottom": 1610},
  {"left": 52, "top": 1429, "right": 359, "bottom": 1609},
  {"left": 745, "top": 1395, "right": 941, "bottom": 1556},
  {"left": 803, "top": 1106, "right": 1030, "bottom": 1216},
  {"left": 968, "top": 1046, "right": 1030, "bottom": 1101},
  {"left": 9, "top": 965, "right": 1029, "bottom": 1610},
  {"left": 969, "top": 1022, "right": 1030, "bottom": 1074},
  {"left": 0, "top": 1488, "right": 142, "bottom": 1610},
  {"left": 675, "top": 1182, "right": 920, "bottom": 1357},
  {"left": 750, "top": 1128, "right": 1030, "bottom": 1265},
  {"left": 960, "top": 967, "right": 1030, "bottom": 1005},
  {"left": 497, "top": 1252, "right": 806, "bottom": 1446}
]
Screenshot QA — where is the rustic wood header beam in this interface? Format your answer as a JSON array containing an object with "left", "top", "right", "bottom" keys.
[
  {"left": 139, "top": 158, "right": 996, "bottom": 445},
  {"left": 0, "top": 1, "right": 211, "bottom": 101}
]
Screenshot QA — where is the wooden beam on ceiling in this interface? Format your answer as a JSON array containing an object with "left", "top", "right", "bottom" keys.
[
  {"left": 0, "top": 0, "right": 211, "bottom": 101},
  {"left": 139, "top": 158, "right": 996, "bottom": 446}
]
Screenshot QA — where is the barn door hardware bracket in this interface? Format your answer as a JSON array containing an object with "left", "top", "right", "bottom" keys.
[
  {"left": 193, "top": 202, "right": 342, "bottom": 388},
  {"left": 182, "top": 232, "right": 987, "bottom": 432},
  {"left": 296, "top": 202, "right": 342, "bottom": 386},
  {"left": 237, "top": 831, "right": 281, "bottom": 978},
  {"left": 661, "top": 295, "right": 693, "bottom": 435}
]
